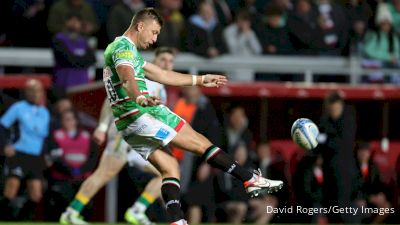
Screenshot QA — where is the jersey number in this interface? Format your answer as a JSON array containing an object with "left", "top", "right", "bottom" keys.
[{"left": 105, "top": 79, "right": 118, "bottom": 102}]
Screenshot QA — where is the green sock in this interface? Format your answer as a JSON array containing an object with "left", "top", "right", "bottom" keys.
[
  {"left": 69, "top": 193, "right": 89, "bottom": 213},
  {"left": 132, "top": 192, "right": 155, "bottom": 213}
]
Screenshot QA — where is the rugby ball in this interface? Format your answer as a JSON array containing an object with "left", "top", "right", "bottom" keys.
[{"left": 291, "top": 118, "right": 319, "bottom": 150}]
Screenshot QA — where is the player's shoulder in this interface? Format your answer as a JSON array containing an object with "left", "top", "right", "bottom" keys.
[
  {"left": 113, "top": 36, "right": 136, "bottom": 50},
  {"left": 107, "top": 37, "right": 137, "bottom": 57}
]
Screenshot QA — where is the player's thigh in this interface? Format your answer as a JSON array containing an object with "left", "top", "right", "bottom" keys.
[
  {"left": 95, "top": 151, "right": 126, "bottom": 181},
  {"left": 147, "top": 149, "right": 180, "bottom": 179},
  {"left": 170, "top": 123, "right": 212, "bottom": 155},
  {"left": 26, "top": 179, "right": 43, "bottom": 202},
  {"left": 3, "top": 176, "right": 21, "bottom": 199},
  {"left": 142, "top": 163, "right": 161, "bottom": 176}
]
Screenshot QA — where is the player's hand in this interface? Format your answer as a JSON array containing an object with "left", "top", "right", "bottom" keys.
[
  {"left": 93, "top": 129, "right": 107, "bottom": 146},
  {"left": 4, "top": 145, "right": 16, "bottom": 157},
  {"left": 136, "top": 95, "right": 161, "bottom": 106},
  {"left": 147, "top": 96, "right": 162, "bottom": 106},
  {"left": 202, "top": 74, "right": 228, "bottom": 88}
]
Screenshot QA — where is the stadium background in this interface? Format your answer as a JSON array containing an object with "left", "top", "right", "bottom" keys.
[{"left": 1, "top": 0, "right": 400, "bottom": 224}]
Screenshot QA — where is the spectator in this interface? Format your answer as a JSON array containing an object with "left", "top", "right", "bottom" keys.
[
  {"left": 261, "top": 5, "right": 294, "bottom": 55},
  {"left": 212, "top": 0, "right": 233, "bottom": 26},
  {"left": 223, "top": 9, "right": 262, "bottom": 81},
  {"left": 239, "top": 0, "right": 265, "bottom": 38},
  {"left": 185, "top": 0, "right": 227, "bottom": 58},
  {"left": 350, "top": 142, "right": 383, "bottom": 223},
  {"left": 249, "top": 142, "right": 286, "bottom": 224},
  {"left": 51, "top": 98, "right": 97, "bottom": 130},
  {"left": 364, "top": 3, "right": 400, "bottom": 67},
  {"left": 223, "top": 10, "right": 262, "bottom": 54},
  {"left": 223, "top": 105, "right": 254, "bottom": 155},
  {"left": 363, "top": 3, "right": 400, "bottom": 83},
  {"left": 172, "top": 85, "right": 224, "bottom": 192},
  {"left": 185, "top": 163, "right": 215, "bottom": 223},
  {"left": 44, "top": 110, "right": 98, "bottom": 221},
  {"left": 213, "top": 143, "right": 252, "bottom": 223},
  {"left": 0, "top": 79, "right": 50, "bottom": 220},
  {"left": 47, "top": 0, "right": 99, "bottom": 36},
  {"left": 155, "top": 0, "right": 185, "bottom": 50},
  {"left": 344, "top": 0, "right": 372, "bottom": 52},
  {"left": 8, "top": 0, "right": 49, "bottom": 47},
  {"left": 287, "top": 0, "right": 319, "bottom": 55},
  {"left": 314, "top": 0, "right": 349, "bottom": 55},
  {"left": 51, "top": 13, "right": 97, "bottom": 92},
  {"left": 388, "top": 0, "right": 400, "bottom": 34},
  {"left": 317, "top": 91, "right": 357, "bottom": 223},
  {"left": 107, "top": 0, "right": 145, "bottom": 41},
  {"left": 295, "top": 154, "right": 327, "bottom": 223}
]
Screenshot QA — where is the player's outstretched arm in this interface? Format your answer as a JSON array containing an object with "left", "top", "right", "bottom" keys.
[{"left": 143, "top": 62, "right": 227, "bottom": 87}]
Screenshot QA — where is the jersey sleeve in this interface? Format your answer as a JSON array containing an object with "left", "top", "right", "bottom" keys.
[
  {"left": 0, "top": 102, "right": 20, "bottom": 128},
  {"left": 112, "top": 44, "right": 135, "bottom": 69}
]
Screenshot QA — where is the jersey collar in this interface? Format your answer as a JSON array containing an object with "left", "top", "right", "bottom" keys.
[{"left": 119, "top": 35, "right": 136, "bottom": 46}]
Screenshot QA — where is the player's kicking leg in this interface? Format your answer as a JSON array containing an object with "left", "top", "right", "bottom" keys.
[
  {"left": 124, "top": 151, "right": 162, "bottom": 225},
  {"left": 171, "top": 123, "right": 283, "bottom": 197}
]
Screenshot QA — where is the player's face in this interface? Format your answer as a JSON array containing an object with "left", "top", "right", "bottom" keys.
[
  {"left": 154, "top": 52, "right": 175, "bottom": 71},
  {"left": 138, "top": 20, "right": 161, "bottom": 49}
]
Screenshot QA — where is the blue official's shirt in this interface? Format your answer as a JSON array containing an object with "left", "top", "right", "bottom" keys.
[{"left": 0, "top": 100, "right": 50, "bottom": 156}]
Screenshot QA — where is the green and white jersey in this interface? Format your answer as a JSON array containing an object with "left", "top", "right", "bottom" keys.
[{"left": 103, "top": 36, "right": 150, "bottom": 131}]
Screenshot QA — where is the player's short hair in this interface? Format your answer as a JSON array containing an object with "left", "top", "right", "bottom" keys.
[
  {"left": 131, "top": 8, "right": 163, "bottom": 27},
  {"left": 155, "top": 47, "right": 175, "bottom": 57},
  {"left": 324, "top": 91, "right": 344, "bottom": 105}
]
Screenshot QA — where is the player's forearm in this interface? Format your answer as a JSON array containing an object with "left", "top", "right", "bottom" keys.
[
  {"left": 144, "top": 62, "right": 203, "bottom": 86},
  {"left": 161, "top": 70, "right": 204, "bottom": 86},
  {"left": 122, "top": 78, "right": 142, "bottom": 101},
  {"left": 117, "top": 66, "right": 142, "bottom": 102}
]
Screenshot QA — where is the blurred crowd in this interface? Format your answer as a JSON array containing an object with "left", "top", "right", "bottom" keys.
[
  {"left": 1, "top": 77, "right": 400, "bottom": 224},
  {"left": 2, "top": 0, "right": 400, "bottom": 83}
]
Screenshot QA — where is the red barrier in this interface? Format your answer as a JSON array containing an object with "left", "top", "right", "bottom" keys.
[
  {"left": 194, "top": 82, "right": 400, "bottom": 99},
  {"left": 0, "top": 74, "right": 52, "bottom": 89}
]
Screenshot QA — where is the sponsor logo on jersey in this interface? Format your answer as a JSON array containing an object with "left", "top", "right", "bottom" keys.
[
  {"left": 155, "top": 128, "right": 170, "bottom": 140},
  {"left": 115, "top": 51, "right": 134, "bottom": 60}
]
